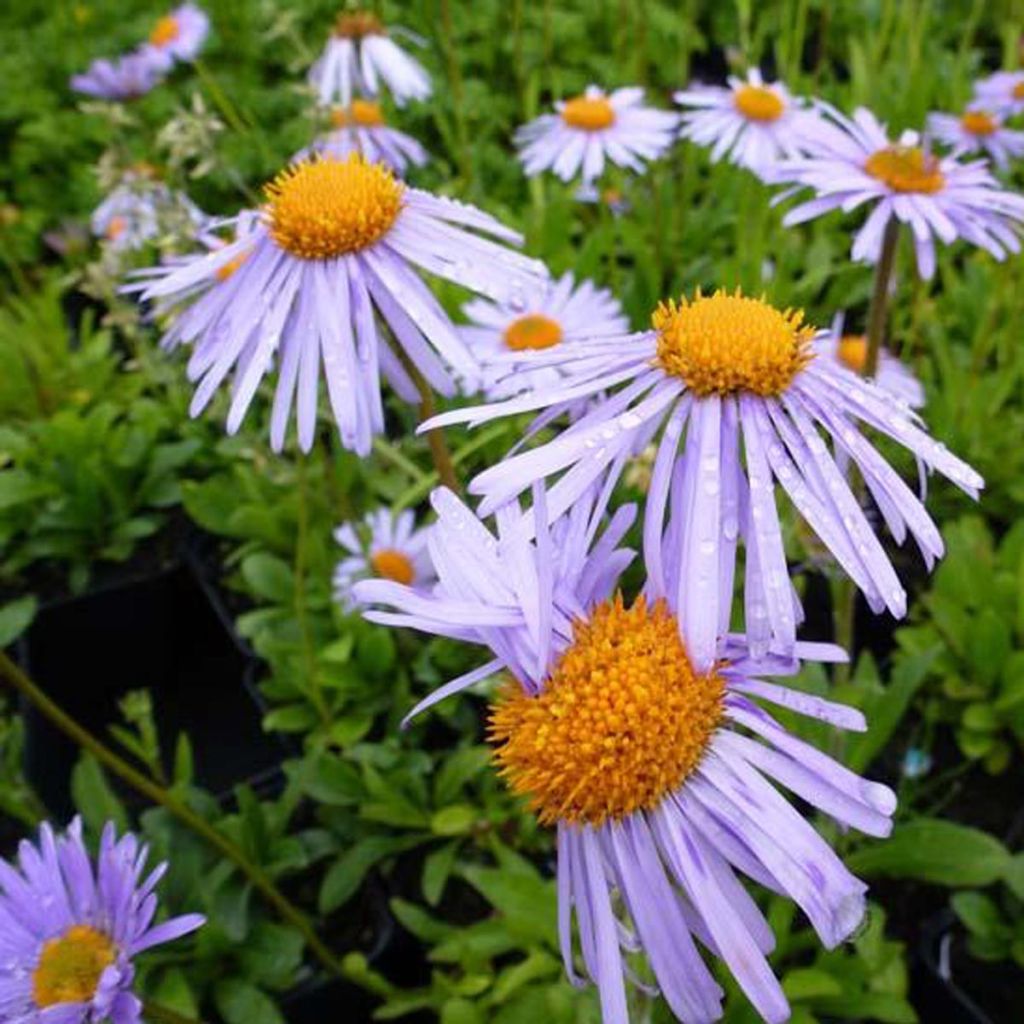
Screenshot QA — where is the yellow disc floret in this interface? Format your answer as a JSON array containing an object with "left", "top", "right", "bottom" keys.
[
  {"left": 33, "top": 925, "right": 116, "bottom": 1008},
  {"left": 371, "top": 548, "right": 416, "bottom": 585},
  {"left": 864, "top": 146, "right": 945, "bottom": 193},
  {"left": 504, "top": 314, "right": 563, "bottom": 352},
  {"left": 489, "top": 595, "right": 724, "bottom": 827},
  {"left": 960, "top": 110, "right": 998, "bottom": 136},
  {"left": 331, "top": 99, "right": 385, "bottom": 128},
  {"left": 149, "top": 14, "right": 180, "bottom": 47},
  {"left": 837, "top": 334, "right": 868, "bottom": 374},
  {"left": 653, "top": 289, "right": 814, "bottom": 397},
  {"left": 734, "top": 84, "right": 785, "bottom": 122},
  {"left": 334, "top": 11, "right": 384, "bottom": 37},
  {"left": 561, "top": 95, "right": 616, "bottom": 131},
  {"left": 265, "top": 155, "right": 404, "bottom": 260}
]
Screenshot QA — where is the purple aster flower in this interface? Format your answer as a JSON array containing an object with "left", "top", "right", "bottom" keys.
[
  {"left": 425, "top": 290, "right": 982, "bottom": 658},
  {"left": 70, "top": 52, "right": 164, "bottom": 102},
  {"left": 819, "top": 312, "right": 924, "bottom": 410},
  {"left": 674, "top": 68, "right": 823, "bottom": 179},
  {"left": 773, "top": 105, "right": 1024, "bottom": 279},
  {"left": 461, "top": 271, "right": 629, "bottom": 399},
  {"left": 354, "top": 485, "right": 893, "bottom": 1024},
  {"left": 334, "top": 507, "right": 436, "bottom": 610},
  {"left": 973, "top": 70, "right": 1024, "bottom": 116},
  {"left": 0, "top": 818, "right": 204, "bottom": 1024},
  {"left": 130, "top": 154, "right": 546, "bottom": 454},
  {"left": 296, "top": 101, "right": 428, "bottom": 176},
  {"left": 139, "top": 3, "right": 210, "bottom": 69},
  {"left": 927, "top": 105, "right": 1024, "bottom": 171},
  {"left": 309, "top": 11, "right": 431, "bottom": 108},
  {"left": 515, "top": 86, "right": 680, "bottom": 185}
]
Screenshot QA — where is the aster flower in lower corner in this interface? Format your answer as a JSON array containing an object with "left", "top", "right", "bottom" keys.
[
  {"left": 297, "top": 101, "right": 428, "bottom": 176},
  {"left": 515, "top": 86, "right": 680, "bottom": 185},
  {"left": 425, "top": 290, "right": 982, "bottom": 659},
  {"left": 140, "top": 3, "right": 210, "bottom": 69},
  {"left": 0, "top": 818, "right": 204, "bottom": 1024},
  {"left": 927, "top": 105, "right": 1024, "bottom": 171},
  {"left": 334, "top": 508, "right": 436, "bottom": 610},
  {"left": 70, "top": 52, "right": 165, "bottom": 102},
  {"left": 129, "top": 154, "right": 547, "bottom": 454},
  {"left": 461, "top": 271, "right": 629, "bottom": 399},
  {"left": 309, "top": 10, "right": 431, "bottom": 108},
  {"left": 355, "top": 486, "right": 894, "bottom": 1024},
  {"left": 772, "top": 105, "right": 1024, "bottom": 279}
]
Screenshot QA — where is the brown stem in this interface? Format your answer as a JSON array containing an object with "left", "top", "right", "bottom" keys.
[{"left": 864, "top": 218, "right": 901, "bottom": 378}]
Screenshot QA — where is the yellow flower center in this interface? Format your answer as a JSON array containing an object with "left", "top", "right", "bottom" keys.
[
  {"left": 371, "top": 548, "right": 416, "bottom": 585},
  {"left": 216, "top": 250, "right": 249, "bottom": 281},
  {"left": 105, "top": 216, "right": 126, "bottom": 241},
  {"left": 331, "top": 100, "right": 385, "bottom": 128},
  {"left": 334, "top": 11, "right": 384, "bottom": 38},
  {"left": 489, "top": 596, "right": 724, "bottom": 827},
  {"left": 149, "top": 14, "right": 180, "bottom": 47},
  {"left": 864, "top": 146, "right": 945, "bottom": 193},
  {"left": 561, "top": 95, "right": 616, "bottom": 131},
  {"left": 653, "top": 290, "right": 814, "bottom": 398},
  {"left": 733, "top": 84, "right": 786, "bottom": 122},
  {"left": 33, "top": 925, "right": 116, "bottom": 1008},
  {"left": 837, "top": 334, "right": 868, "bottom": 374},
  {"left": 503, "top": 314, "right": 563, "bottom": 352},
  {"left": 1014, "top": 81, "right": 1024, "bottom": 100},
  {"left": 265, "top": 155, "right": 404, "bottom": 260},
  {"left": 960, "top": 110, "right": 998, "bottom": 136}
]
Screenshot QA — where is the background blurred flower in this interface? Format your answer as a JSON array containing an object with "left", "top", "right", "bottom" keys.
[
  {"left": 139, "top": 3, "right": 210, "bottom": 69},
  {"left": 91, "top": 167, "right": 205, "bottom": 251},
  {"left": 973, "top": 69, "right": 1024, "bottom": 116},
  {"left": 70, "top": 51, "right": 165, "bottom": 101},
  {"left": 927, "top": 105, "right": 1024, "bottom": 171}
]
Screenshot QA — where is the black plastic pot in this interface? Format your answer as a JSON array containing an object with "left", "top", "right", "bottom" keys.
[{"left": 20, "top": 556, "right": 287, "bottom": 819}]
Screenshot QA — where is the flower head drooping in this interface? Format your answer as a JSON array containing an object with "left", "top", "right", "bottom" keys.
[
  {"left": 425, "top": 289, "right": 982, "bottom": 660},
  {"left": 0, "top": 818, "right": 204, "bottom": 1024},
  {"left": 927, "top": 104, "right": 1024, "bottom": 171},
  {"left": 515, "top": 86, "right": 680, "bottom": 185},
  {"left": 129, "top": 154, "right": 547, "bottom": 454},
  {"left": 309, "top": 10, "right": 431, "bottom": 108},
  {"left": 973, "top": 70, "right": 1024, "bottom": 117},
  {"left": 297, "top": 100, "right": 429, "bottom": 176},
  {"left": 355, "top": 486, "right": 894, "bottom": 1024},
  {"left": 140, "top": 3, "right": 210, "bottom": 69},
  {"left": 461, "top": 271, "right": 629, "bottom": 399},
  {"left": 334, "top": 507, "right": 436, "bottom": 609},
  {"left": 70, "top": 52, "right": 165, "bottom": 102},
  {"left": 674, "top": 68, "right": 823, "bottom": 179},
  {"left": 773, "top": 105, "right": 1024, "bottom": 279}
]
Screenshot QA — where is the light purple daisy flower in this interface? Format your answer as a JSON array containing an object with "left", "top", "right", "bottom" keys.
[
  {"left": 140, "top": 3, "right": 210, "bottom": 69},
  {"left": 820, "top": 312, "right": 924, "bottom": 410},
  {"left": 354, "top": 485, "right": 893, "bottom": 1024},
  {"left": 0, "top": 818, "right": 204, "bottom": 1024},
  {"left": 927, "top": 105, "right": 1024, "bottom": 171},
  {"left": 461, "top": 271, "right": 629, "bottom": 399},
  {"left": 334, "top": 507, "right": 436, "bottom": 610},
  {"left": 130, "top": 154, "right": 546, "bottom": 454},
  {"left": 70, "top": 52, "right": 164, "bottom": 102},
  {"left": 973, "top": 70, "right": 1024, "bottom": 116},
  {"left": 773, "top": 105, "right": 1024, "bottom": 279},
  {"left": 425, "top": 290, "right": 982, "bottom": 658},
  {"left": 296, "top": 101, "right": 428, "bottom": 176},
  {"left": 309, "top": 11, "right": 431, "bottom": 108},
  {"left": 91, "top": 169, "right": 206, "bottom": 252},
  {"left": 515, "top": 86, "right": 680, "bottom": 185},
  {"left": 674, "top": 68, "right": 821, "bottom": 179}
]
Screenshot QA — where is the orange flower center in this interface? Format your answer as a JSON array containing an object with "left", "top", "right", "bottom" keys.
[
  {"left": 960, "top": 110, "right": 998, "bottom": 136},
  {"left": 503, "top": 314, "right": 563, "bottom": 352},
  {"left": 265, "top": 155, "right": 403, "bottom": 260},
  {"left": 489, "top": 596, "right": 724, "bottom": 827},
  {"left": 1014, "top": 81, "right": 1024, "bottom": 100},
  {"left": 654, "top": 289, "right": 814, "bottom": 397},
  {"left": 32, "top": 925, "right": 116, "bottom": 1008},
  {"left": 105, "top": 216, "right": 126, "bottom": 240},
  {"left": 149, "top": 14, "right": 180, "bottom": 48},
  {"left": 561, "top": 95, "right": 616, "bottom": 131},
  {"left": 371, "top": 548, "right": 416, "bottom": 584},
  {"left": 733, "top": 84, "right": 785, "bottom": 122},
  {"left": 334, "top": 11, "right": 384, "bottom": 38},
  {"left": 331, "top": 99, "right": 385, "bottom": 128},
  {"left": 864, "top": 146, "right": 945, "bottom": 193},
  {"left": 837, "top": 334, "right": 868, "bottom": 374}
]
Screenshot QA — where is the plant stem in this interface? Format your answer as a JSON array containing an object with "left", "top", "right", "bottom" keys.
[
  {"left": 438, "top": 0, "right": 471, "bottom": 187},
  {"left": 0, "top": 650, "right": 344, "bottom": 978},
  {"left": 294, "top": 453, "right": 329, "bottom": 724},
  {"left": 864, "top": 218, "right": 901, "bottom": 378}
]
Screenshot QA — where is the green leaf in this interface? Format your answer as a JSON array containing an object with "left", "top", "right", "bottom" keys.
[
  {"left": 0, "top": 594, "right": 36, "bottom": 646},
  {"left": 847, "top": 819, "right": 1010, "bottom": 887},
  {"left": 263, "top": 704, "right": 318, "bottom": 733},
  {"left": 431, "top": 804, "right": 478, "bottom": 836},
  {"left": 461, "top": 864, "right": 557, "bottom": 947},
  {"left": 237, "top": 923, "right": 305, "bottom": 988},
  {"left": 70, "top": 755, "right": 128, "bottom": 833},
  {"left": 319, "top": 836, "right": 423, "bottom": 913},
  {"left": 422, "top": 840, "right": 460, "bottom": 906},
  {"left": 951, "top": 892, "right": 1004, "bottom": 938},
  {"left": 301, "top": 754, "right": 363, "bottom": 805},
  {"left": 434, "top": 745, "right": 491, "bottom": 805},
  {"left": 810, "top": 993, "right": 916, "bottom": 1023},
  {"left": 1004, "top": 853, "right": 1024, "bottom": 899},
  {"left": 782, "top": 968, "right": 843, "bottom": 1000},
  {"left": 214, "top": 979, "right": 285, "bottom": 1024},
  {"left": 240, "top": 553, "right": 295, "bottom": 604},
  {"left": 0, "top": 470, "right": 47, "bottom": 510}
]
